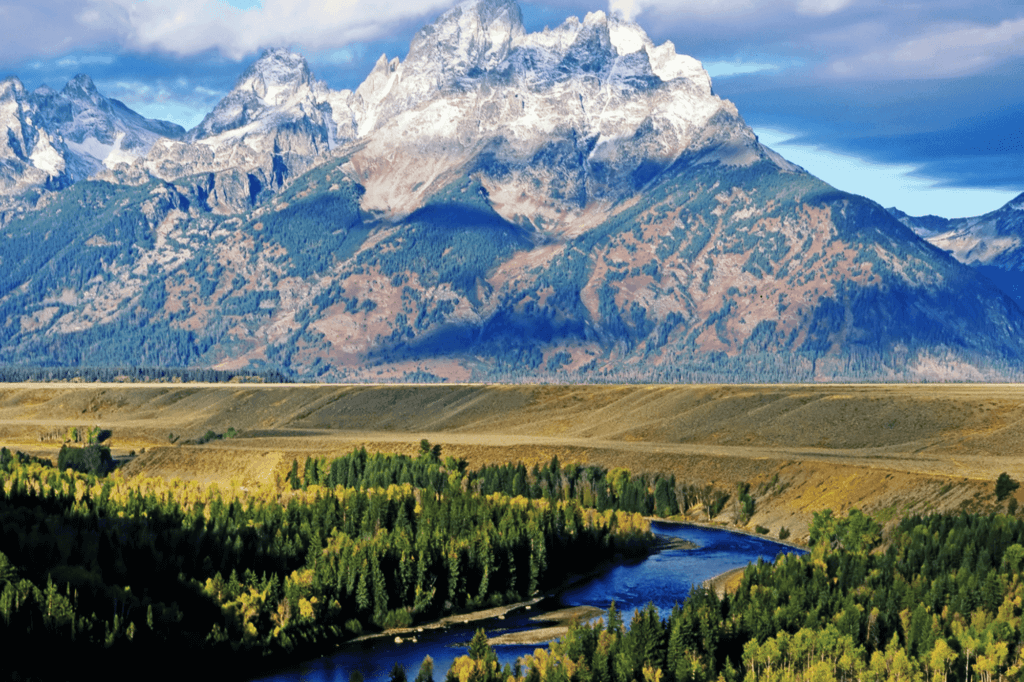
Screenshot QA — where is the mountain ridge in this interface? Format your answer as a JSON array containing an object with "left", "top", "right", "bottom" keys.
[
  {"left": 1, "top": 0, "right": 1023, "bottom": 382},
  {"left": 888, "top": 193, "right": 1024, "bottom": 308}
]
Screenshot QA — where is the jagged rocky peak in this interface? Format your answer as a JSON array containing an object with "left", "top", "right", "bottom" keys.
[
  {"left": 62, "top": 74, "right": 103, "bottom": 104},
  {"left": 238, "top": 48, "right": 314, "bottom": 102},
  {"left": 188, "top": 48, "right": 320, "bottom": 140},
  {"left": 0, "top": 77, "right": 68, "bottom": 193},
  {"left": 0, "top": 77, "right": 30, "bottom": 118},
  {"left": 0, "top": 77, "right": 36, "bottom": 159},
  {"left": 407, "top": 0, "right": 526, "bottom": 76},
  {"left": 34, "top": 74, "right": 119, "bottom": 137}
]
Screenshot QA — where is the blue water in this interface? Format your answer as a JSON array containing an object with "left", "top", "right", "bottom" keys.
[{"left": 255, "top": 522, "right": 803, "bottom": 682}]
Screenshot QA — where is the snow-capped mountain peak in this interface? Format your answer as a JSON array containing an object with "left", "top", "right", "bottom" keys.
[
  {"left": 336, "top": 0, "right": 771, "bottom": 219},
  {"left": 30, "top": 73, "right": 185, "bottom": 180},
  {"left": 187, "top": 48, "right": 324, "bottom": 142},
  {"left": 62, "top": 74, "right": 103, "bottom": 105},
  {"left": 0, "top": 76, "right": 64, "bottom": 187},
  {"left": 238, "top": 48, "right": 314, "bottom": 106},
  {"left": 407, "top": 0, "right": 525, "bottom": 71},
  {"left": 0, "top": 73, "right": 184, "bottom": 197}
]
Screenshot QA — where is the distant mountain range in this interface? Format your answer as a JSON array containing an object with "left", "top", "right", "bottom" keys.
[
  {"left": 1, "top": 0, "right": 1022, "bottom": 382},
  {"left": 888, "top": 196, "right": 1024, "bottom": 309}
]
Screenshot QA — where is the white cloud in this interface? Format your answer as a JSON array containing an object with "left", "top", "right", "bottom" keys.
[
  {"left": 608, "top": 0, "right": 647, "bottom": 21},
  {"left": 85, "top": 0, "right": 458, "bottom": 60},
  {"left": 795, "top": 0, "right": 851, "bottom": 17},
  {"left": 55, "top": 54, "right": 115, "bottom": 68},
  {"left": 607, "top": 0, "right": 856, "bottom": 22},
  {"left": 829, "top": 17, "right": 1024, "bottom": 78}
]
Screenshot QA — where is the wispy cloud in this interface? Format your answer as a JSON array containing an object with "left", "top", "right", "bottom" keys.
[
  {"left": 55, "top": 54, "right": 115, "bottom": 68},
  {"left": 88, "top": 0, "right": 457, "bottom": 60},
  {"left": 704, "top": 60, "right": 785, "bottom": 77},
  {"left": 829, "top": 17, "right": 1024, "bottom": 79}
]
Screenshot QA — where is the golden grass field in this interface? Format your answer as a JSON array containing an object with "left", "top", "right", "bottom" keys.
[{"left": 2, "top": 382, "right": 1022, "bottom": 541}]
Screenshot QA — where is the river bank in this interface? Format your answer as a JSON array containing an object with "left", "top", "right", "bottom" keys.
[
  {"left": 351, "top": 596, "right": 547, "bottom": 645},
  {"left": 488, "top": 606, "right": 606, "bottom": 645},
  {"left": 648, "top": 516, "right": 807, "bottom": 551},
  {"left": 255, "top": 521, "right": 797, "bottom": 682},
  {"left": 647, "top": 518, "right": 805, "bottom": 597},
  {"left": 353, "top": 539, "right": 671, "bottom": 646},
  {"left": 703, "top": 566, "right": 747, "bottom": 597}
]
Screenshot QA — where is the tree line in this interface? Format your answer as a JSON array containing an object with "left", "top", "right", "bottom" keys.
[
  {"left": 0, "top": 365, "right": 290, "bottom": 383},
  {"left": 292, "top": 442, "right": 732, "bottom": 522}
]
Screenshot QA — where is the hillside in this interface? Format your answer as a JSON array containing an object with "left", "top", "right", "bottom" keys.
[{"left": 0, "top": 383, "right": 1019, "bottom": 540}]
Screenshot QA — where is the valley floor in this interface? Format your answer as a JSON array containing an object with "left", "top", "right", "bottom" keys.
[{"left": 1, "top": 382, "right": 1020, "bottom": 540}]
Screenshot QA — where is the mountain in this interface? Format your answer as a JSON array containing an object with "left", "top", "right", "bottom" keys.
[
  {"left": 889, "top": 194, "right": 1024, "bottom": 269},
  {"left": 888, "top": 193, "right": 1024, "bottom": 307},
  {"left": 2, "top": 0, "right": 1024, "bottom": 382},
  {"left": 0, "top": 73, "right": 185, "bottom": 222},
  {"left": 138, "top": 49, "right": 344, "bottom": 204}
]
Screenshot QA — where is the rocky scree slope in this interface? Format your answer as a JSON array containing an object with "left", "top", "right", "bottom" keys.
[{"left": 2, "top": 0, "right": 1024, "bottom": 382}]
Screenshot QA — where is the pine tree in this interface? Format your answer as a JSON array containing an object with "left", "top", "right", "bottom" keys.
[
  {"left": 415, "top": 656, "right": 435, "bottom": 682},
  {"left": 468, "top": 628, "right": 494, "bottom": 662}
]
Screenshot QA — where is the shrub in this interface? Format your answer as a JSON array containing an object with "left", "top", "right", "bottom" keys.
[
  {"left": 754, "top": 525, "right": 770, "bottom": 535},
  {"left": 197, "top": 430, "right": 220, "bottom": 445},
  {"left": 57, "top": 444, "right": 114, "bottom": 476},
  {"left": 778, "top": 526, "right": 791, "bottom": 540},
  {"left": 996, "top": 473, "right": 1019, "bottom": 501},
  {"left": 381, "top": 608, "right": 414, "bottom": 629}
]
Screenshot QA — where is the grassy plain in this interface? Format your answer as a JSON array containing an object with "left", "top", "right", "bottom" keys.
[{"left": 1, "top": 382, "right": 1020, "bottom": 540}]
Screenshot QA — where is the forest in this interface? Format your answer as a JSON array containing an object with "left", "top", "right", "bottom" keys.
[
  {"left": 0, "top": 365, "right": 291, "bottom": 383},
  {"left": 0, "top": 443, "right": 655, "bottom": 680},
  {"left": 5, "top": 435, "right": 1021, "bottom": 682},
  {"left": 440, "top": 509, "right": 1024, "bottom": 682}
]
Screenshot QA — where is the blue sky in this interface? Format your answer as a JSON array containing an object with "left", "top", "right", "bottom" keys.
[{"left": 1, "top": 0, "right": 1021, "bottom": 218}]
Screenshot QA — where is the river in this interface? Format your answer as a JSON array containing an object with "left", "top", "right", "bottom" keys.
[{"left": 255, "top": 521, "right": 803, "bottom": 682}]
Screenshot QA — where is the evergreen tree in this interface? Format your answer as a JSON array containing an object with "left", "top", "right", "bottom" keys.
[
  {"left": 415, "top": 656, "right": 435, "bottom": 682},
  {"left": 996, "top": 472, "right": 1019, "bottom": 500}
]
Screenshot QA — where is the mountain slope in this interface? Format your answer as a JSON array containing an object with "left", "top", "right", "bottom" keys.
[{"left": 2, "top": 0, "right": 1023, "bottom": 382}]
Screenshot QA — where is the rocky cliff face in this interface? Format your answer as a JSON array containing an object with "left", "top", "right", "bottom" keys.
[
  {"left": 0, "top": 78, "right": 69, "bottom": 195},
  {"left": 1, "top": 0, "right": 1022, "bottom": 382},
  {"left": 0, "top": 74, "right": 185, "bottom": 193}
]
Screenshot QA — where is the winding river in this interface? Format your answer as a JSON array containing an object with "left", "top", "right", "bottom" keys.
[{"left": 256, "top": 522, "right": 803, "bottom": 682}]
